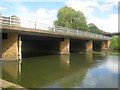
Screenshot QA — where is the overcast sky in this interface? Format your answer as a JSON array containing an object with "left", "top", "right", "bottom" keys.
[{"left": 0, "top": 0, "right": 119, "bottom": 33}]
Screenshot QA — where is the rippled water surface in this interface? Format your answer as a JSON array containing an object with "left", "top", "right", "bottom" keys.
[{"left": 2, "top": 53, "right": 119, "bottom": 88}]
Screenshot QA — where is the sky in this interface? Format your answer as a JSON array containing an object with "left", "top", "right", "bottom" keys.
[{"left": 0, "top": 0, "right": 119, "bottom": 33}]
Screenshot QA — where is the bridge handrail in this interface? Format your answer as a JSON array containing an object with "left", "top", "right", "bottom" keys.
[{"left": 0, "top": 15, "right": 111, "bottom": 40}]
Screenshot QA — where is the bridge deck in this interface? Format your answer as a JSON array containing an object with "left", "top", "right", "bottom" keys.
[{"left": 1, "top": 25, "right": 111, "bottom": 41}]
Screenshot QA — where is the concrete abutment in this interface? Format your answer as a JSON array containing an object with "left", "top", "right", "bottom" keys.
[{"left": 2, "top": 32, "right": 19, "bottom": 61}]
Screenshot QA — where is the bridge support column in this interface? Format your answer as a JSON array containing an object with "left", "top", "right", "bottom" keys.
[
  {"left": 18, "top": 36, "right": 22, "bottom": 61},
  {"left": 101, "top": 40, "right": 111, "bottom": 51},
  {"left": 105, "top": 40, "right": 111, "bottom": 49},
  {"left": 2, "top": 32, "right": 19, "bottom": 61},
  {"left": 101, "top": 41, "right": 105, "bottom": 51},
  {"left": 85, "top": 40, "right": 93, "bottom": 52},
  {"left": 60, "top": 38, "right": 70, "bottom": 54}
]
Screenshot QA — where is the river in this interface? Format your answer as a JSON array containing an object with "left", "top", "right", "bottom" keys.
[{"left": 2, "top": 52, "right": 119, "bottom": 88}]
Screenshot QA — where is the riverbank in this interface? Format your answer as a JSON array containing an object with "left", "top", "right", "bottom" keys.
[
  {"left": 0, "top": 79, "right": 23, "bottom": 88},
  {"left": 92, "top": 51, "right": 120, "bottom": 56}
]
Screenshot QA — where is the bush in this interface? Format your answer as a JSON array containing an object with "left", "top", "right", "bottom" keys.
[{"left": 110, "top": 35, "right": 120, "bottom": 51}]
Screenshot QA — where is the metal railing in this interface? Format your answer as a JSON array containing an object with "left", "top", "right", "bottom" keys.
[{"left": 0, "top": 16, "right": 111, "bottom": 40}]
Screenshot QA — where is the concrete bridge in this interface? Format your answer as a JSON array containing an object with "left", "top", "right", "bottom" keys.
[{"left": 0, "top": 15, "right": 111, "bottom": 61}]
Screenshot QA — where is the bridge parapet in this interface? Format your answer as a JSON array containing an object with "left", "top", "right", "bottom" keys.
[{"left": 0, "top": 15, "right": 111, "bottom": 40}]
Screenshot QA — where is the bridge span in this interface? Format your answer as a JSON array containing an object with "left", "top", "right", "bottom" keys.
[{"left": 0, "top": 15, "right": 111, "bottom": 61}]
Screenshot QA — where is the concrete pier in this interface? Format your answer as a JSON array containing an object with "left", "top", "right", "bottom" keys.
[
  {"left": 60, "top": 38, "right": 70, "bottom": 54},
  {"left": 101, "top": 40, "right": 111, "bottom": 51},
  {"left": 2, "top": 32, "right": 19, "bottom": 61},
  {"left": 85, "top": 40, "right": 93, "bottom": 52}
]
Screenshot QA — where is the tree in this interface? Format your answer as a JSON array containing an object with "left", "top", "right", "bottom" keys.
[
  {"left": 54, "top": 6, "right": 88, "bottom": 31},
  {"left": 110, "top": 35, "right": 120, "bottom": 51},
  {"left": 88, "top": 23, "right": 106, "bottom": 34}
]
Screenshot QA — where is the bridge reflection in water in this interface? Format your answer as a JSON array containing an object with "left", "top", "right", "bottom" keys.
[
  {"left": 2, "top": 53, "right": 93, "bottom": 88},
  {"left": 2, "top": 53, "right": 118, "bottom": 88}
]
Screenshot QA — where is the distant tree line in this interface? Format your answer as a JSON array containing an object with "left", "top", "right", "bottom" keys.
[
  {"left": 88, "top": 23, "right": 107, "bottom": 34},
  {"left": 54, "top": 6, "right": 107, "bottom": 35}
]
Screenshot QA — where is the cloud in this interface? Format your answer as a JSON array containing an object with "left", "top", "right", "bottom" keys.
[
  {"left": 13, "top": 4, "right": 58, "bottom": 26},
  {"left": 2, "top": 0, "right": 66, "bottom": 2},
  {"left": 98, "top": 0, "right": 119, "bottom": 11},
  {"left": 65, "top": 0, "right": 99, "bottom": 17},
  {"left": 87, "top": 14, "right": 118, "bottom": 33},
  {"left": 99, "top": 58, "right": 118, "bottom": 73},
  {"left": 0, "top": 6, "right": 7, "bottom": 11},
  {"left": 31, "top": 8, "right": 57, "bottom": 19},
  {"left": 65, "top": 0, "right": 118, "bottom": 33}
]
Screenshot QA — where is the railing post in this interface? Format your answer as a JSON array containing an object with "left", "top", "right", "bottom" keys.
[
  {"left": 9, "top": 17, "right": 11, "bottom": 26},
  {"left": 67, "top": 27, "right": 68, "bottom": 34},
  {"left": 77, "top": 30, "right": 78, "bottom": 35},
  {"left": 35, "top": 21, "right": 36, "bottom": 29},
  {"left": 53, "top": 25, "right": 56, "bottom": 32}
]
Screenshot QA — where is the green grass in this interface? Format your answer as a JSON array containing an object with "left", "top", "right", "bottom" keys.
[
  {"left": 93, "top": 51, "right": 120, "bottom": 56},
  {"left": 2, "top": 85, "right": 17, "bottom": 90}
]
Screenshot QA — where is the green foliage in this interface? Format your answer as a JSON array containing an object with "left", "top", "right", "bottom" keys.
[
  {"left": 2, "top": 85, "right": 17, "bottom": 90},
  {"left": 54, "top": 6, "right": 88, "bottom": 31},
  {"left": 110, "top": 35, "right": 120, "bottom": 51},
  {"left": 88, "top": 23, "right": 106, "bottom": 34}
]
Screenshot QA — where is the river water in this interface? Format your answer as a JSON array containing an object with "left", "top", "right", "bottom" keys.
[{"left": 2, "top": 53, "right": 119, "bottom": 88}]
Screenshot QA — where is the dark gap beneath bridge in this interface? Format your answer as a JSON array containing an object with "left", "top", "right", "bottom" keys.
[
  {"left": 70, "top": 39, "right": 86, "bottom": 53},
  {"left": 21, "top": 35, "right": 63, "bottom": 58},
  {"left": 93, "top": 41, "right": 102, "bottom": 52}
]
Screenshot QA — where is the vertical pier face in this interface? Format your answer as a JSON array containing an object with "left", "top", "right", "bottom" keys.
[
  {"left": 86, "top": 40, "right": 93, "bottom": 52},
  {"left": 101, "top": 41, "right": 105, "bottom": 51},
  {"left": 2, "top": 32, "right": 19, "bottom": 61},
  {"left": 60, "top": 38, "right": 70, "bottom": 54},
  {"left": 18, "top": 36, "right": 22, "bottom": 60},
  {"left": 105, "top": 40, "right": 111, "bottom": 49},
  {"left": 101, "top": 40, "right": 110, "bottom": 51}
]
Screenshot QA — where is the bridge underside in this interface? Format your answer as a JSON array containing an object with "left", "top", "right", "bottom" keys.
[
  {"left": 21, "top": 35, "right": 63, "bottom": 57},
  {"left": 2, "top": 32, "right": 111, "bottom": 61},
  {"left": 70, "top": 39, "right": 86, "bottom": 53}
]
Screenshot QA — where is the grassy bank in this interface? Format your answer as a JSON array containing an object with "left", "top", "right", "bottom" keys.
[
  {"left": 93, "top": 51, "right": 120, "bottom": 56},
  {"left": 1, "top": 79, "right": 24, "bottom": 89}
]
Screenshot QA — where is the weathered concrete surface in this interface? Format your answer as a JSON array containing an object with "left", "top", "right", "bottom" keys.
[
  {"left": 86, "top": 40, "right": 93, "bottom": 51},
  {"left": 60, "top": 38, "right": 70, "bottom": 54},
  {"left": 2, "top": 32, "right": 19, "bottom": 61},
  {"left": 105, "top": 40, "right": 111, "bottom": 49},
  {"left": 101, "top": 40, "right": 111, "bottom": 51}
]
